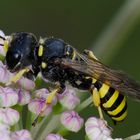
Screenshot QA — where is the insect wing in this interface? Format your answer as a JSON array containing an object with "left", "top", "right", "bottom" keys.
[{"left": 57, "top": 51, "right": 140, "bottom": 101}]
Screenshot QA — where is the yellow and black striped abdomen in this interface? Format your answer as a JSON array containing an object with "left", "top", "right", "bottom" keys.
[{"left": 93, "top": 79, "right": 128, "bottom": 123}]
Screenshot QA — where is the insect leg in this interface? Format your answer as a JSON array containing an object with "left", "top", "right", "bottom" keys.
[
  {"left": 6, "top": 68, "right": 30, "bottom": 86},
  {"left": 32, "top": 84, "right": 63, "bottom": 126},
  {"left": 83, "top": 49, "right": 98, "bottom": 60},
  {"left": 91, "top": 87, "right": 104, "bottom": 120}
]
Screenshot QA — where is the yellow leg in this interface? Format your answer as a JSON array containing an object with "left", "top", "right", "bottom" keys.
[
  {"left": 6, "top": 68, "right": 30, "bottom": 86},
  {"left": 83, "top": 49, "right": 98, "bottom": 60},
  {"left": 32, "top": 87, "right": 60, "bottom": 126},
  {"left": 92, "top": 88, "right": 104, "bottom": 120}
]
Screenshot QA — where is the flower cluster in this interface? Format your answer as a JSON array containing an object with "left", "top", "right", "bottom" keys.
[{"left": 0, "top": 30, "right": 123, "bottom": 140}]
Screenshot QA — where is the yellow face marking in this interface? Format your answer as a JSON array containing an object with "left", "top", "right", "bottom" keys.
[
  {"left": 102, "top": 90, "right": 119, "bottom": 108},
  {"left": 99, "top": 84, "right": 110, "bottom": 98},
  {"left": 41, "top": 62, "right": 47, "bottom": 69},
  {"left": 38, "top": 45, "right": 43, "bottom": 56},
  {"left": 107, "top": 97, "right": 126, "bottom": 116},
  {"left": 111, "top": 110, "right": 127, "bottom": 121}
]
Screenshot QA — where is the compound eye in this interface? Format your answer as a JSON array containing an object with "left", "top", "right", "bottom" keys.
[{"left": 6, "top": 51, "right": 21, "bottom": 70}]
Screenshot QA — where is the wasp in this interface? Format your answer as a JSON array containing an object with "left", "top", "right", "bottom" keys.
[{"left": 1, "top": 32, "right": 140, "bottom": 125}]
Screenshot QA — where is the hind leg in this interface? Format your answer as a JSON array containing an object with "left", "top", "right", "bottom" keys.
[{"left": 91, "top": 87, "right": 104, "bottom": 120}]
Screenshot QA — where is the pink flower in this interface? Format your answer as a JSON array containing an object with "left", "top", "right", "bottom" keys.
[
  {"left": 0, "top": 87, "right": 18, "bottom": 107},
  {"left": 11, "top": 129, "right": 32, "bottom": 140},
  {"left": 45, "top": 133, "right": 66, "bottom": 140},
  {"left": 0, "top": 30, "right": 6, "bottom": 56},
  {"left": 60, "top": 111, "right": 84, "bottom": 132},
  {"left": 0, "top": 108, "right": 19, "bottom": 126},
  {"left": 0, "top": 61, "right": 12, "bottom": 84},
  {"left": 17, "top": 77, "right": 35, "bottom": 91},
  {"left": 17, "top": 89, "right": 31, "bottom": 105},
  {"left": 28, "top": 98, "right": 52, "bottom": 116},
  {"left": 0, "top": 124, "right": 11, "bottom": 140},
  {"left": 85, "top": 117, "right": 112, "bottom": 140},
  {"left": 34, "top": 88, "right": 57, "bottom": 105},
  {"left": 59, "top": 89, "right": 80, "bottom": 110}
]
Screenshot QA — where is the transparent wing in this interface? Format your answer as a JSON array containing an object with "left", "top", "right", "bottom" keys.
[{"left": 55, "top": 51, "right": 140, "bottom": 101}]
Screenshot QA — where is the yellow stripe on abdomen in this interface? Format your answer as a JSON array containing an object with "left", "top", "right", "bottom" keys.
[
  {"left": 111, "top": 110, "right": 128, "bottom": 122},
  {"left": 102, "top": 90, "right": 119, "bottom": 108},
  {"left": 107, "top": 97, "right": 126, "bottom": 116}
]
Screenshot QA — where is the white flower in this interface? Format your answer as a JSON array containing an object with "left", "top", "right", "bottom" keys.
[
  {"left": 0, "top": 61, "right": 12, "bottom": 84},
  {"left": 60, "top": 110, "right": 84, "bottom": 132},
  {"left": 59, "top": 89, "right": 80, "bottom": 110},
  {"left": 0, "top": 87, "right": 18, "bottom": 107},
  {"left": 85, "top": 117, "right": 112, "bottom": 140},
  {"left": 0, "top": 30, "right": 6, "bottom": 56},
  {"left": 45, "top": 133, "right": 66, "bottom": 140},
  {"left": 11, "top": 129, "right": 32, "bottom": 140},
  {"left": 17, "top": 89, "right": 31, "bottom": 105},
  {"left": 17, "top": 77, "right": 35, "bottom": 91},
  {"left": 0, "top": 108, "right": 19, "bottom": 126},
  {"left": 28, "top": 98, "right": 52, "bottom": 116}
]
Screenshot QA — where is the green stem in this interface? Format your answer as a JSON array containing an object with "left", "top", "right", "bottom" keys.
[
  {"left": 22, "top": 105, "right": 31, "bottom": 130},
  {"left": 34, "top": 115, "right": 60, "bottom": 140}
]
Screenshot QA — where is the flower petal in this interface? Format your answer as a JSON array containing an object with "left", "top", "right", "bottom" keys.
[
  {"left": 17, "top": 89, "right": 31, "bottom": 105},
  {"left": 0, "top": 61, "right": 12, "bottom": 84},
  {"left": 59, "top": 89, "right": 80, "bottom": 110},
  {"left": 45, "top": 133, "right": 66, "bottom": 140},
  {"left": 0, "top": 108, "right": 19, "bottom": 126},
  {"left": 0, "top": 30, "right": 6, "bottom": 56},
  {"left": 11, "top": 129, "right": 32, "bottom": 140},
  {"left": 0, "top": 87, "right": 18, "bottom": 107},
  {"left": 85, "top": 117, "right": 111, "bottom": 140},
  {"left": 17, "top": 77, "right": 35, "bottom": 91},
  {"left": 60, "top": 111, "right": 83, "bottom": 132},
  {"left": 28, "top": 98, "right": 52, "bottom": 116}
]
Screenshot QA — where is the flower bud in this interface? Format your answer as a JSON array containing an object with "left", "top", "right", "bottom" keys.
[
  {"left": 0, "top": 61, "right": 12, "bottom": 84},
  {"left": 34, "top": 88, "right": 57, "bottom": 105},
  {"left": 59, "top": 89, "right": 80, "bottom": 110},
  {"left": 28, "top": 98, "right": 52, "bottom": 116},
  {"left": 0, "top": 30, "right": 6, "bottom": 56},
  {"left": 60, "top": 111, "right": 84, "bottom": 132},
  {"left": 11, "top": 129, "right": 32, "bottom": 140},
  {"left": 45, "top": 133, "right": 66, "bottom": 140},
  {"left": 0, "top": 108, "right": 19, "bottom": 126},
  {"left": 85, "top": 117, "right": 111, "bottom": 140},
  {"left": 0, "top": 87, "right": 18, "bottom": 107},
  {"left": 0, "top": 123, "right": 11, "bottom": 140},
  {"left": 17, "top": 89, "right": 31, "bottom": 105},
  {"left": 17, "top": 77, "right": 35, "bottom": 91}
]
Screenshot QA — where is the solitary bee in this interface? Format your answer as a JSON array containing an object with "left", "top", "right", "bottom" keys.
[{"left": 1, "top": 32, "right": 140, "bottom": 125}]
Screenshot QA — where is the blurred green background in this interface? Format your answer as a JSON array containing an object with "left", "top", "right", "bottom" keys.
[{"left": 1, "top": 0, "right": 140, "bottom": 139}]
